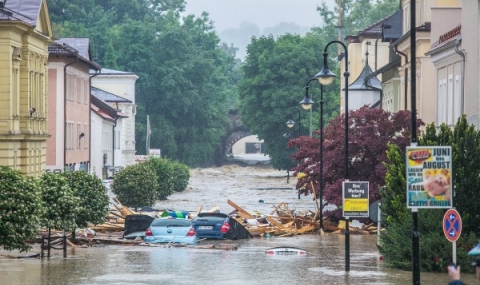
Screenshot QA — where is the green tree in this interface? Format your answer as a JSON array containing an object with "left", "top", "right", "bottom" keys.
[
  {"left": 380, "top": 115, "right": 480, "bottom": 272},
  {"left": 239, "top": 32, "right": 341, "bottom": 170},
  {"left": 144, "top": 157, "right": 175, "bottom": 200},
  {"left": 62, "top": 170, "right": 109, "bottom": 228},
  {"left": 39, "top": 172, "right": 79, "bottom": 231},
  {"left": 111, "top": 163, "right": 159, "bottom": 210},
  {"left": 171, "top": 160, "right": 190, "bottom": 192},
  {"left": 0, "top": 166, "right": 43, "bottom": 252}
]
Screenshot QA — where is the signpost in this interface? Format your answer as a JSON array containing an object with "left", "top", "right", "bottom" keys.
[
  {"left": 342, "top": 181, "right": 369, "bottom": 218},
  {"left": 443, "top": 208, "right": 462, "bottom": 263}
]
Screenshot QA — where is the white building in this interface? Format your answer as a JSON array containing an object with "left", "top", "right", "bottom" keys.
[{"left": 91, "top": 68, "right": 138, "bottom": 168}]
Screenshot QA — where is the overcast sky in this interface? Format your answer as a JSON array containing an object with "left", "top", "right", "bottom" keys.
[{"left": 183, "top": 0, "right": 335, "bottom": 32}]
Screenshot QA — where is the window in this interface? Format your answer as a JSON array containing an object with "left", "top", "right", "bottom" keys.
[
  {"left": 454, "top": 75, "right": 461, "bottom": 123},
  {"left": 84, "top": 124, "right": 88, "bottom": 149},
  {"left": 77, "top": 77, "right": 82, "bottom": 103},
  {"left": 66, "top": 122, "right": 74, "bottom": 150},
  {"left": 114, "top": 130, "right": 121, "bottom": 149},
  {"left": 447, "top": 75, "right": 453, "bottom": 126},
  {"left": 77, "top": 123, "right": 81, "bottom": 149}
]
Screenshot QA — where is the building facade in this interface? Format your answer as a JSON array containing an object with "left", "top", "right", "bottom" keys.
[
  {"left": 91, "top": 68, "right": 138, "bottom": 168},
  {"left": 46, "top": 39, "right": 100, "bottom": 172},
  {"left": 0, "top": 0, "right": 53, "bottom": 177}
]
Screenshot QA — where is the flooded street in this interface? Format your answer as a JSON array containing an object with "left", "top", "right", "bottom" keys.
[{"left": 1, "top": 164, "right": 478, "bottom": 285}]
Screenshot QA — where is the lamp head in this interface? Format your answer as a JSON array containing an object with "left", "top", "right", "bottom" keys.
[
  {"left": 286, "top": 118, "right": 295, "bottom": 128},
  {"left": 299, "top": 97, "right": 314, "bottom": 110},
  {"left": 315, "top": 65, "right": 336, "bottom": 85}
]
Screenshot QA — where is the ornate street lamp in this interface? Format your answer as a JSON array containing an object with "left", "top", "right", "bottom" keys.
[
  {"left": 301, "top": 40, "right": 350, "bottom": 272},
  {"left": 285, "top": 107, "right": 301, "bottom": 138}
]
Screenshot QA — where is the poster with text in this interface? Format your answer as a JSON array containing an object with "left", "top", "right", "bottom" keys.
[
  {"left": 406, "top": 146, "right": 452, "bottom": 209},
  {"left": 343, "top": 181, "right": 369, "bottom": 218}
]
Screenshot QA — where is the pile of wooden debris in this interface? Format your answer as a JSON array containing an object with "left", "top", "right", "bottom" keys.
[{"left": 88, "top": 198, "right": 381, "bottom": 238}]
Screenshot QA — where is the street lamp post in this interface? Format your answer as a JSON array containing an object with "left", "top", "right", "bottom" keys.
[
  {"left": 301, "top": 40, "right": 350, "bottom": 272},
  {"left": 299, "top": 80, "right": 324, "bottom": 231},
  {"left": 286, "top": 107, "right": 301, "bottom": 138}
]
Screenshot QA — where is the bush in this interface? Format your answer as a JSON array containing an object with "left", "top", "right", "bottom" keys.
[
  {"left": 39, "top": 172, "right": 79, "bottom": 231},
  {"left": 144, "top": 157, "right": 175, "bottom": 200},
  {"left": 62, "top": 170, "right": 109, "bottom": 228},
  {"left": 0, "top": 166, "right": 43, "bottom": 252},
  {"left": 111, "top": 163, "right": 158, "bottom": 210},
  {"left": 171, "top": 161, "right": 190, "bottom": 192}
]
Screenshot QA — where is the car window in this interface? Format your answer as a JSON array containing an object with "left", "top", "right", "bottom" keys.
[{"left": 152, "top": 219, "right": 191, "bottom": 227}]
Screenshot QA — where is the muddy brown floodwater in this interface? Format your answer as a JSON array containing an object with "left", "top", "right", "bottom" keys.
[{"left": 1, "top": 164, "right": 479, "bottom": 285}]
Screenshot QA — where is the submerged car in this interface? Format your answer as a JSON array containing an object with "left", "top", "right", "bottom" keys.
[
  {"left": 144, "top": 217, "right": 198, "bottom": 245},
  {"left": 191, "top": 212, "right": 252, "bottom": 240}
]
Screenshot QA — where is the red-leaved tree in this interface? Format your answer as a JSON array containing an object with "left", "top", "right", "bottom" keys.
[{"left": 289, "top": 106, "right": 423, "bottom": 220}]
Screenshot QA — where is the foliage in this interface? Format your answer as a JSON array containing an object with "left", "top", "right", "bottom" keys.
[
  {"left": 0, "top": 166, "right": 43, "bottom": 252},
  {"left": 62, "top": 170, "right": 109, "bottom": 228},
  {"left": 170, "top": 161, "right": 190, "bottom": 192},
  {"left": 380, "top": 115, "right": 480, "bottom": 272},
  {"left": 39, "top": 172, "right": 79, "bottom": 231},
  {"left": 111, "top": 163, "right": 159, "bottom": 210},
  {"left": 144, "top": 157, "right": 175, "bottom": 200},
  {"left": 48, "top": 0, "right": 240, "bottom": 167},
  {"left": 289, "top": 107, "right": 421, "bottom": 220},
  {"left": 239, "top": 32, "right": 341, "bottom": 170}
]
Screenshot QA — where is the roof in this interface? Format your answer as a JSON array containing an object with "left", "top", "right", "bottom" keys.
[
  {"left": 91, "top": 86, "right": 132, "bottom": 103},
  {"left": 91, "top": 68, "right": 137, "bottom": 76},
  {"left": 55, "top": 38, "right": 91, "bottom": 60},
  {"left": 91, "top": 95, "right": 128, "bottom": 120},
  {"left": 346, "top": 12, "right": 396, "bottom": 42},
  {"left": 382, "top": 9, "right": 403, "bottom": 42},
  {"left": 0, "top": 0, "right": 42, "bottom": 25},
  {"left": 425, "top": 25, "right": 461, "bottom": 56},
  {"left": 49, "top": 41, "right": 101, "bottom": 70},
  {"left": 347, "top": 62, "right": 382, "bottom": 91}
]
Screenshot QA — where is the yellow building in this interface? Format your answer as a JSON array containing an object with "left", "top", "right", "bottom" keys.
[{"left": 0, "top": 0, "right": 53, "bottom": 177}]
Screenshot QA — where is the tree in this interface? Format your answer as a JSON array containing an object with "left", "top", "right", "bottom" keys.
[
  {"left": 290, "top": 107, "right": 420, "bottom": 220},
  {"left": 144, "top": 157, "right": 175, "bottom": 200},
  {"left": 62, "top": 170, "right": 109, "bottom": 228},
  {"left": 48, "top": 0, "right": 238, "bottom": 167},
  {"left": 39, "top": 172, "right": 79, "bottom": 231},
  {"left": 379, "top": 115, "right": 480, "bottom": 272},
  {"left": 239, "top": 32, "right": 340, "bottom": 170},
  {"left": 111, "top": 163, "right": 159, "bottom": 210},
  {"left": 0, "top": 166, "right": 43, "bottom": 252},
  {"left": 171, "top": 160, "right": 190, "bottom": 192}
]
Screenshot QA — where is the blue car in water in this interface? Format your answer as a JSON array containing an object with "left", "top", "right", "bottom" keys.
[
  {"left": 144, "top": 217, "right": 198, "bottom": 245},
  {"left": 191, "top": 212, "right": 252, "bottom": 240}
]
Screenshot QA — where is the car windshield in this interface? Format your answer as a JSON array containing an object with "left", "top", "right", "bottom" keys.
[{"left": 151, "top": 219, "right": 191, "bottom": 227}]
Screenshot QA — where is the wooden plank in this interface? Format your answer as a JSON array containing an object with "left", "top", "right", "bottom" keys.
[
  {"left": 296, "top": 224, "right": 316, "bottom": 234},
  {"left": 267, "top": 217, "right": 286, "bottom": 228},
  {"left": 227, "top": 200, "right": 252, "bottom": 218},
  {"left": 195, "top": 206, "right": 202, "bottom": 217}
]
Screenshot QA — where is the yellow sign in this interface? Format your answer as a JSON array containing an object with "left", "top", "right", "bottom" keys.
[{"left": 344, "top": 198, "right": 368, "bottom": 212}]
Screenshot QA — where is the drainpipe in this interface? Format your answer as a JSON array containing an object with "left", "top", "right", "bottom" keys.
[
  {"left": 454, "top": 39, "right": 465, "bottom": 115},
  {"left": 89, "top": 70, "right": 101, "bottom": 174},
  {"left": 63, "top": 57, "right": 78, "bottom": 170},
  {"left": 375, "top": 38, "right": 380, "bottom": 70},
  {"left": 394, "top": 45, "right": 409, "bottom": 110}
]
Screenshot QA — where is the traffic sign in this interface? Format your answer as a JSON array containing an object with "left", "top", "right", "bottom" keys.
[{"left": 443, "top": 209, "right": 462, "bottom": 242}]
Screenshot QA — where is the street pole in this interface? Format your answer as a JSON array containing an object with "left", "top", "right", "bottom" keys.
[
  {"left": 319, "top": 83, "right": 324, "bottom": 231},
  {"left": 410, "top": 0, "right": 420, "bottom": 284},
  {"left": 316, "top": 40, "right": 350, "bottom": 272}
]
